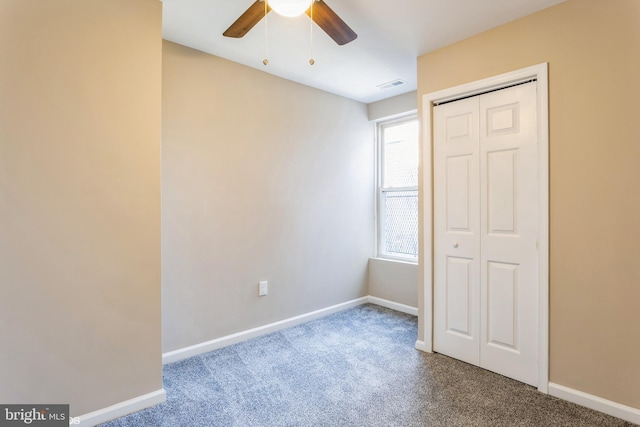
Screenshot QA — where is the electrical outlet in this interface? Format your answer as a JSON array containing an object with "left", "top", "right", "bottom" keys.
[{"left": 259, "top": 281, "right": 268, "bottom": 296}]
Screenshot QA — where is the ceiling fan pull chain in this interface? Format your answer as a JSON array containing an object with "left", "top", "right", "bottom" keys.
[
  {"left": 263, "top": 0, "right": 269, "bottom": 65},
  {"left": 309, "top": 0, "right": 315, "bottom": 65}
]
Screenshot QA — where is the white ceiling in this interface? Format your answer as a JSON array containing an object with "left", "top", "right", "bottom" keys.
[{"left": 162, "top": 0, "right": 564, "bottom": 104}]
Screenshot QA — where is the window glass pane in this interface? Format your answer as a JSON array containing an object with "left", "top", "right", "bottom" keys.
[
  {"left": 383, "top": 190, "right": 418, "bottom": 258},
  {"left": 383, "top": 121, "right": 418, "bottom": 188}
]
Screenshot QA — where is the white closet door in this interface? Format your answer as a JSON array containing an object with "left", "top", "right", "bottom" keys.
[
  {"left": 433, "top": 82, "right": 539, "bottom": 386},
  {"left": 479, "top": 82, "right": 538, "bottom": 385},
  {"left": 433, "top": 97, "right": 481, "bottom": 366}
]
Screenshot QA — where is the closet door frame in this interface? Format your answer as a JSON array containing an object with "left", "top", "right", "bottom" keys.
[{"left": 416, "top": 63, "right": 549, "bottom": 394}]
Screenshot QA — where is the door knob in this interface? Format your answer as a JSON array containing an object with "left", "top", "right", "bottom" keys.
[{"left": 452, "top": 242, "right": 459, "bottom": 248}]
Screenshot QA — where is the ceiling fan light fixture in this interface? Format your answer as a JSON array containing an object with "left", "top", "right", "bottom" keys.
[{"left": 268, "top": 0, "right": 313, "bottom": 17}]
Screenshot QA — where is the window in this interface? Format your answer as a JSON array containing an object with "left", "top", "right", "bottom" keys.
[{"left": 377, "top": 116, "right": 419, "bottom": 261}]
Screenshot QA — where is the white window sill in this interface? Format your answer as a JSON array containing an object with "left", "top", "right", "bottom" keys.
[{"left": 369, "top": 256, "right": 418, "bottom": 266}]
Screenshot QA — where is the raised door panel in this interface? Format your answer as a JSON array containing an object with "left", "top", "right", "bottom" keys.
[
  {"left": 486, "top": 261, "right": 518, "bottom": 350},
  {"left": 446, "top": 256, "right": 473, "bottom": 336},
  {"left": 446, "top": 155, "right": 472, "bottom": 232},
  {"left": 487, "top": 150, "right": 517, "bottom": 235}
]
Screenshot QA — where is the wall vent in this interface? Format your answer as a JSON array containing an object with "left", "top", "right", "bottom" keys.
[{"left": 377, "top": 79, "right": 406, "bottom": 90}]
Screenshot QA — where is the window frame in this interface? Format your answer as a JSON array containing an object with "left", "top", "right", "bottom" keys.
[{"left": 376, "top": 114, "right": 419, "bottom": 262}]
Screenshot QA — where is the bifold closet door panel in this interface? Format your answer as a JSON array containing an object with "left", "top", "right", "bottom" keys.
[
  {"left": 433, "top": 97, "right": 481, "bottom": 367},
  {"left": 479, "top": 81, "right": 539, "bottom": 386}
]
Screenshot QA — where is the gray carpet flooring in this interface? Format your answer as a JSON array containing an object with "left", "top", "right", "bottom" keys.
[{"left": 101, "top": 304, "right": 633, "bottom": 426}]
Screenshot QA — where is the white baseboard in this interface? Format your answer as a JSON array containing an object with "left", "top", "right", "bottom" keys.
[
  {"left": 163, "top": 297, "right": 369, "bottom": 364},
  {"left": 70, "top": 296, "right": 412, "bottom": 425},
  {"left": 73, "top": 389, "right": 166, "bottom": 427},
  {"left": 549, "top": 382, "right": 640, "bottom": 425},
  {"left": 366, "top": 296, "right": 418, "bottom": 316}
]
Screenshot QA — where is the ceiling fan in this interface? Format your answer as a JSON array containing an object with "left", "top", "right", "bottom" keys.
[{"left": 223, "top": 0, "right": 357, "bottom": 46}]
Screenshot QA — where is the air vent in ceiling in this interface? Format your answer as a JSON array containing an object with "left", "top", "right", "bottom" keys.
[{"left": 377, "top": 79, "right": 406, "bottom": 90}]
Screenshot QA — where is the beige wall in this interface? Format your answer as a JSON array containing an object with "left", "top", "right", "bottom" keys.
[
  {"left": 0, "top": 0, "right": 162, "bottom": 416},
  {"left": 367, "top": 91, "right": 417, "bottom": 121},
  {"left": 162, "top": 41, "right": 374, "bottom": 352},
  {"left": 418, "top": 0, "right": 640, "bottom": 408},
  {"left": 368, "top": 258, "right": 418, "bottom": 308}
]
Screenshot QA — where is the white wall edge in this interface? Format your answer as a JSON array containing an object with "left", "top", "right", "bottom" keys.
[
  {"left": 548, "top": 383, "right": 640, "bottom": 425},
  {"left": 414, "top": 340, "right": 430, "bottom": 352},
  {"left": 162, "top": 297, "right": 369, "bottom": 364},
  {"left": 367, "top": 296, "right": 418, "bottom": 316},
  {"left": 73, "top": 389, "right": 166, "bottom": 427}
]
